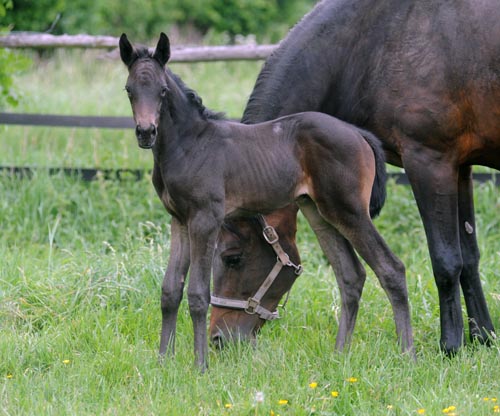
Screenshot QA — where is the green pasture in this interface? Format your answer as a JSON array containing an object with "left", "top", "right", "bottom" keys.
[{"left": 1, "top": 50, "right": 499, "bottom": 415}]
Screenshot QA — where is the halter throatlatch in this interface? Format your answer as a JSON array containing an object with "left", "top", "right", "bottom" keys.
[{"left": 210, "top": 214, "right": 302, "bottom": 320}]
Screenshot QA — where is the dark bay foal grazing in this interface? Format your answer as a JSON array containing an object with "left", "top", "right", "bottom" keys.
[
  {"left": 210, "top": 0, "right": 499, "bottom": 355},
  {"left": 119, "top": 33, "right": 414, "bottom": 369}
]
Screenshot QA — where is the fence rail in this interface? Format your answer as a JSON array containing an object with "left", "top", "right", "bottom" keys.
[
  {"left": 0, "top": 112, "right": 134, "bottom": 129},
  {"left": 0, "top": 33, "right": 277, "bottom": 62},
  {"left": 1, "top": 112, "right": 499, "bottom": 185}
]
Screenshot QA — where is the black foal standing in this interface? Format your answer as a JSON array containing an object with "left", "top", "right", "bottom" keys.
[{"left": 119, "top": 33, "right": 414, "bottom": 370}]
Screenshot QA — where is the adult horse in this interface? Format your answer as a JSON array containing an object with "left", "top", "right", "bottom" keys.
[{"left": 210, "top": 0, "right": 499, "bottom": 354}]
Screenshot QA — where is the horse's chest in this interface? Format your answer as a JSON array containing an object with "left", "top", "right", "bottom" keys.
[
  {"left": 153, "top": 173, "right": 186, "bottom": 220},
  {"left": 157, "top": 172, "right": 220, "bottom": 222},
  {"left": 161, "top": 188, "right": 179, "bottom": 217}
]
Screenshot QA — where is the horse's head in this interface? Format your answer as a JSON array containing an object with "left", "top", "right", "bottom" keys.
[
  {"left": 210, "top": 205, "right": 301, "bottom": 348},
  {"left": 119, "top": 33, "right": 171, "bottom": 149}
]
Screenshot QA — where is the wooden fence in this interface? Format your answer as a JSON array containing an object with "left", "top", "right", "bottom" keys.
[
  {"left": 0, "top": 34, "right": 276, "bottom": 180},
  {"left": 0, "top": 34, "right": 498, "bottom": 184},
  {"left": 0, "top": 33, "right": 277, "bottom": 62}
]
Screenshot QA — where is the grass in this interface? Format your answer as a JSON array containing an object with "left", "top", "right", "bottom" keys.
[
  {"left": 1, "top": 49, "right": 499, "bottom": 415},
  {"left": 0, "top": 48, "right": 262, "bottom": 169}
]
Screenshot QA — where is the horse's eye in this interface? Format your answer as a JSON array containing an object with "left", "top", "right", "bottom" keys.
[
  {"left": 160, "top": 86, "right": 168, "bottom": 97},
  {"left": 222, "top": 254, "right": 243, "bottom": 269},
  {"left": 125, "top": 86, "right": 132, "bottom": 97}
]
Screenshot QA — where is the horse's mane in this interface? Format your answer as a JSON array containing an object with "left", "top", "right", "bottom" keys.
[
  {"left": 241, "top": 0, "right": 336, "bottom": 124},
  {"left": 134, "top": 45, "right": 225, "bottom": 121},
  {"left": 168, "top": 70, "right": 225, "bottom": 121}
]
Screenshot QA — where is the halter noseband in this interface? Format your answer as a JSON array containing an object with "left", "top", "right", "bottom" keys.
[{"left": 210, "top": 215, "right": 303, "bottom": 321}]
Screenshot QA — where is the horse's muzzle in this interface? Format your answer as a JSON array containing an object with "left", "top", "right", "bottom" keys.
[{"left": 135, "top": 124, "right": 157, "bottom": 149}]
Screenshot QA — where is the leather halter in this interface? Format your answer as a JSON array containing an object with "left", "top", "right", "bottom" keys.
[{"left": 210, "top": 214, "right": 303, "bottom": 320}]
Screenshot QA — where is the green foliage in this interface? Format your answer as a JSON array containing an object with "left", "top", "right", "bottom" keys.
[
  {"left": 170, "top": 0, "right": 279, "bottom": 39},
  {"left": 0, "top": 1, "right": 31, "bottom": 108},
  {"left": 1, "top": 0, "right": 316, "bottom": 42},
  {"left": 0, "top": 48, "right": 30, "bottom": 108},
  {"left": 0, "top": 0, "right": 13, "bottom": 18},
  {"left": 3, "top": 0, "right": 65, "bottom": 32}
]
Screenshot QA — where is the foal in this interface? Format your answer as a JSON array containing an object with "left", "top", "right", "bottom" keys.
[{"left": 119, "top": 33, "right": 414, "bottom": 369}]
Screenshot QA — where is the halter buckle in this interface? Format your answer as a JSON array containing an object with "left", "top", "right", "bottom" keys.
[
  {"left": 245, "top": 297, "right": 259, "bottom": 315},
  {"left": 262, "top": 225, "right": 279, "bottom": 245}
]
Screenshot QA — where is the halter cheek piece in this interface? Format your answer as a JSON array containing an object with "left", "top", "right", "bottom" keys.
[{"left": 210, "top": 214, "right": 303, "bottom": 320}]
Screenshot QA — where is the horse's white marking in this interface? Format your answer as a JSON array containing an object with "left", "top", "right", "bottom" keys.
[
  {"left": 464, "top": 221, "right": 474, "bottom": 234},
  {"left": 273, "top": 123, "right": 283, "bottom": 135}
]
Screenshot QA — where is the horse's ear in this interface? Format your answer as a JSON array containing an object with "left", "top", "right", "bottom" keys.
[
  {"left": 153, "top": 32, "right": 171, "bottom": 66},
  {"left": 119, "top": 33, "right": 136, "bottom": 67}
]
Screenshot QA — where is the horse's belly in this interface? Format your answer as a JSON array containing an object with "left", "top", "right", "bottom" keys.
[{"left": 224, "top": 184, "right": 298, "bottom": 217}]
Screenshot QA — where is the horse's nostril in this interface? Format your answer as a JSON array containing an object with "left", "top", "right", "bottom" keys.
[
  {"left": 211, "top": 334, "right": 225, "bottom": 350},
  {"left": 135, "top": 124, "right": 156, "bottom": 137}
]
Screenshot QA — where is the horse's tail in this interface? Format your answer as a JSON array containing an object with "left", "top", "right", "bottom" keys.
[{"left": 357, "top": 128, "right": 387, "bottom": 218}]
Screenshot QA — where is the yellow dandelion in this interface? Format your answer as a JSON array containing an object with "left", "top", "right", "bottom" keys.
[
  {"left": 278, "top": 399, "right": 288, "bottom": 405},
  {"left": 309, "top": 382, "right": 318, "bottom": 389},
  {"left": 493, "top": 398, "right": 498, "bottom": 403},
  {"left": 417, "top": 409, "right": 426, "bottom": 414},
  {"left": 387, "top": 405, "right": 394, "bottom": 410},
  {"left": 62, "top": 359, "right": 70, "bottom": 365},
  {"left": 485, "top": 398, "right": 491, "bottom": 402},
  {"left": 494, "top": 405, "right": 500, "bottom": 413},
  {"left": 6, "top": 374, "right": 13, "bottom": 379},
  {"left": 443, "top": 406, "right": 457, "bottom": 414},
  {"left": 224, "top": 403, "right": 232, "bottom": 409},
  {"left": 331, "top": 391, "right": 339, "bottom": 398},
  {"left": 346, "top": 377, "right": 358, "bottom": 383}
]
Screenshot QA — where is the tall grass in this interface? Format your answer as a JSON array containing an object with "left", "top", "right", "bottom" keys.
[
  {"left": 0, "top": 49, "right": 262, "bottom": 169},
  {"left": 1, "top": 50, "right": 499, "bottom": 415}
]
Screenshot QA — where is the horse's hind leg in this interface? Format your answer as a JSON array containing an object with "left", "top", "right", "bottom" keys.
[
  {"left": 457, "top": 166, "right": 495, "bottom": 343},
  {"left": 160, "top": 217, "right": 190, "bottom": 358},
  {"left": 336, "top": 214, "right": 414, "bottom": 355},
  {"left": 296, "top": 197, "right": 367, "bottom": 351},
  {"left": 306, "top": 197, "right": 414, "bottom": 355}
]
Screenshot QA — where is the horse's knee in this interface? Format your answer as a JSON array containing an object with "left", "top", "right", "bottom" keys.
[
  {"left": 187, "top": 290, "right": 210, "bottom": 317},
  {"left": 432, "top": 254, "right": 463, "bottom": 292},
  {"left": 161, "top": 286, "right": 183, "bottom": 313}
]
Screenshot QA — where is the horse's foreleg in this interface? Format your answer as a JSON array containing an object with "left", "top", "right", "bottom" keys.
[
  {"left": 403, "top": 155, "right": 465, "bottom": 354},
  {"left": 160, "top": 217, "right": 190, "bottom": 358},
  {"left": 297, "top": 197, "right": 367, "bottom": 351},
  {"left": 457, "top": 166, "right": 495, "bottom": 343},
  {"left": 188, "top": 212, "right": 222, "bottom": 371}
]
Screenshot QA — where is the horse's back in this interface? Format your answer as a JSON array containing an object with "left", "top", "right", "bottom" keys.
[
  {"left": 244, "top": 0, "right": 500, "bottom": 167},
  {"left": 278, "top": 112, "right": 374, "bottom": 156},
  {"left": 331, "top": 0, "right": 500, "bottom": 152},
  {"left": 362, "top": 0, "right": 500, "bottom": 164}
]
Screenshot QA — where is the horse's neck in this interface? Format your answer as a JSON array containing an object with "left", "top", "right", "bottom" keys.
[
  {"left": 242, "top": 0, "right": 385, "bottom": 124},
  {"left": 242, "top": 47, "right": 334, "bottom": 123},
  {"left": 154, "top": 100, "right": 208, "bottom": 163}
]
